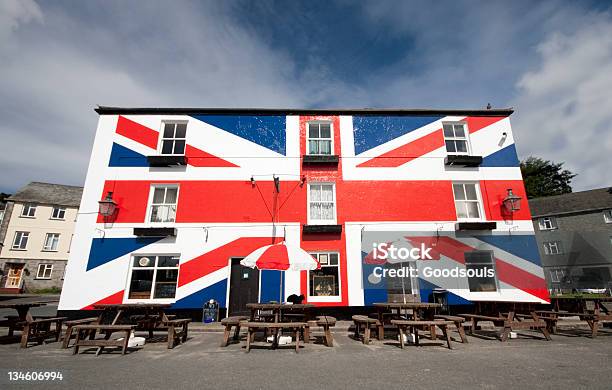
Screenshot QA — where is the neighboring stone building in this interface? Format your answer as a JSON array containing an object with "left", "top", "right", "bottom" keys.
[
  {"left": 530, "top": 187, "right": 612, "bottom": 294},
  {"left": 0, "top": 182, "right": 83, "bottom": 293}
]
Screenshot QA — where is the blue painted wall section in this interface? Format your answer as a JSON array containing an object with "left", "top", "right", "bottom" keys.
[
  {"left": 475, "top": 234, "right": 542, "bottom": 266},
  {"left": 192, "top": 115, "right": 286, "bottom": 155},
  {"left": 481, "top": 144, "right": 520, "bottom": 167},
  {"left": 260, "top": 270, "right": 285, "bottom": 303},
  {"left": 108, "top": 143, "right": 149, "bottom": 167},
  {"left": 352, "top": 116, "right": 442, "bottom": 155},
  {"left": 172, "top": 279, "right": 227, "bottom": 309},
  {"left": 87, "top": 237, "right": 161, "bottom": 271}
]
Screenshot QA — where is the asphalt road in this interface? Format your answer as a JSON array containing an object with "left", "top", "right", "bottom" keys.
[{"left": 0, "top": 326, "right": 611, "bottom": 389}]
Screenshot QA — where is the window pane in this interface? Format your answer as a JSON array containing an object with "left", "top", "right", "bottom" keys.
[
  {"left": 175, "top": 123, "right": 187, "bottom": 138},
  {"left": 173, "top": 140, "right": 185, "bottom": 155},
  {"left": 158, "top": 256, "right": 179, "bottom": 267},
  {"left": 456, "top": 140, "right": 467, "bottom": 153},
  {"left": 310, "top": 267, "right": 339, "bottom": 296},
  {"left": 454, "top": 124, "right": 465, "bottom": 137},
  {"left": 464, "top": 251, "right": 497, "bottom": 292},
  {"left": 153, "top": 269, "right": 178, "bottom": 298},
  {"left": 319, "top": 140, "right": 331, "bottom": 155},
  {"left": 465, "top": 184, "right": 478, "bottom": 200},
  {"left": 466, "top": 202, "right": 481, "bottom": 219},
  {"left": 318, "top": 253, "right": 329, "bottom": 265},
  {"left": 308, "top": 140, "right": 318, "bottom": 155},
  {"left": 308, "top": 124, "right": 319, "bottom": 138},
  {"left": 310, "top": 203, "right": 321, "bottom": 220},
  {"left": 329, "top": 253, "right": 339, "bottom": 266},
  {"left": 445, "top": 140, "right": 456, "bottom": 153},
  {"left": 163, "top": 123, "right": 175, "bottom": 138},
  {"left": 129, "top": 270, "right": 154, "bottom": 299},
  {"left": 161, "top": 140, "right": 174, "bottom": 154},
  {"left": 319, "top": 124, "right": 331, "bottom": 139},
  {"left": 321, "top": 203, "right": 334, "bottom": 220},
  {"left": 153, "top": 188, "right": 165, "bottom": 203},
  {"left": 321, "top": 185, "right": 333, "bottom": 201},
  {"left": 455, "top": 202, "right": 468, "bottom": 219},
  {"left": 310, "top": 185, "right": 321, "bottom": 201},
  {"left": 133, "top": 256, "right": 154, "bottom": 267},
  {"left": 443, "top": 125, "right": 453, "bottom": 138},
  {"left": 453, "top": 184, "right": 465, "bottom": 200}
]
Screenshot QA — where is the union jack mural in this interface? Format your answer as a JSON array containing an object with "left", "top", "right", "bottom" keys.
[{"left": 58, "top": 108, "right": 548, "bottom": 312}]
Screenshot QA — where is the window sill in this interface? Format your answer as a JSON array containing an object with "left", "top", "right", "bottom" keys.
[
  {"left": 303, "top": 224, "right": 342, "bottom": 234},
  {"left": 19, "top": 215, "right": 36, "bottom": 219},
  {"left": 444, "top": 155, "right": 483, "bottom": 167},
  {"left": 455, "top": 221, "right": 497, "bottom": 231},
  {"left": 147, "top": 155, "right": 187, "bottom": 167},
  {"left": 133, "top": 227, "right": 177, "bottom": 237},
  {"left": 49, "top": 218, "right": 66, "bottom": 221},
  {"left": 10, "top": 248, "right": 27, "bottom": 251},
  {"left": 41, "top": 250, "right": 59, "bottom": 253},
  {"left": 34, "top": 278, "right": 52, "bottom": 280},
  {"left": 302, "top": 155, "right": 339, "bottom": 165}
]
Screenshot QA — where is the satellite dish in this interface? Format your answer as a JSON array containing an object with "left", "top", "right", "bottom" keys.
[{"left": 138, "top": 257, "right": 151, "bottom": 267}]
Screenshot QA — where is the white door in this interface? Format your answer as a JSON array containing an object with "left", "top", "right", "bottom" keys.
[{"left": 5, "top": 266, "right": 23, "bottom": 288}]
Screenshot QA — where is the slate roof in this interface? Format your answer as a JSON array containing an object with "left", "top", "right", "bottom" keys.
[
  {"left": 8, "top": 182, "right": 83, "bottom": 208},
  {"left": 529, "top": 187, "right": 612, "bottom": 217}
]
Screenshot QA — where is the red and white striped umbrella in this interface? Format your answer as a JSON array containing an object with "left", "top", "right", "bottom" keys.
[{"left": 240, "top": 243, "right": 320, "bottom": 271}]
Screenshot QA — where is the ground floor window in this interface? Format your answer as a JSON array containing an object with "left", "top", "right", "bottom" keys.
[
  {"left": 127, "top": 255, "right": 179, "bottom": 300},
  {"left": 549, "top": 268, "right": 567, "bottom": 283},
  {"left": 464, "top": 251, "right": 497, "bottom": 292},
  {"left": 36, "top": 263, "right": 53, "bottom": 279},
  {"left": 308, "top": 252, "right": 340, "bottom": 298}
]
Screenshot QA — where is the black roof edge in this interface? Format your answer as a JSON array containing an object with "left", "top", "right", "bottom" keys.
[{"left": 94, "top": 106, "right": 514, "bottom": 116}]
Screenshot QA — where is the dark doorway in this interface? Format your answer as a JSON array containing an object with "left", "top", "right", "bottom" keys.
[{"left": 228, "top": 258, "right": 260, "bottom": 316}]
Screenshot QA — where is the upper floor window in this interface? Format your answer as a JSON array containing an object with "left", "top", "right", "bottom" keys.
[
  {"left": 538, "top": 217, "right": 557, "bottom": 230},
  {"left": 464, "top": 251, "right": 497, "bottom": 292},
  {"left": 12, "top": 231, "right": 29, "bottom": 250},
  {"left": 160, "top": 122, "right": 187, "bottom": 155},
  {"left": 307, "top": 122, "right": 333, "bottom": 155},
  {"left": 0, "top": 209, "right": 4, "bottom": 225},
  {"left": 21, "top": 203, "right": 37, "bottom": 217},
  {"left": 604, "top": 210, "right": 612, "bottom": 224},
  {"left": 43, "top": 233, "right": 60, "bottom": 251},
  {"left": 308, "top": 252, "right": 340, "bottom": 299},
  {"left": 443, "top": 123, "right": 470, "bottom": 155},
  {"left": 51, "top": 206, "right": 66, "bottom": 220},
  {"left": 543, "top": 241, "right": 564, "bottom": 255},
  {"left": 452, "top": 182, "right": 483, "bottom": 220},
  {"left": 308, "top": 183, "right": 336, "bottom": 224},
  {"left": 127, "top": 255, "right": 179, "bottom": 300},
  {"left": 148, "top": 185, "right": 178, "bottom": 223},
  {"left": 36, "top": 264, "right": 53, "bottom": 280}
]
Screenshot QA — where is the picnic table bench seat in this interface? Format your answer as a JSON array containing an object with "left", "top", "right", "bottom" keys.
[
  {"left": 434, "top": 315, "right": 468, "bottom": 343},
  {"left": 220, "top": 316, "right": 249, "bottom": 347},
  {"left": 535, "top": 310, "right": 600, "bottom": 336},
  {"left": 243, "top": 322, "right": 306, "bottom": 353},
  {"left": 163, "top": 318, "right": 190, "bottom": 349},
  {"left": 306, "top": 316, "right": 337, "bottom": 347},
  {"left": 352, "top": 315, "right": 383, "bottom": 344},
  {"left": 19, "top": 316, "right": 67, "bottom": 348},
  {"left": 61, "top": 317, "right": 99, "bottom": 349},
  {"left": 72, "top": 324, "right": 136, "bottom": 356},
  {"left": 391, "top": 319, "right": 454, "bottom": 349},
  {"left": 459, "top": 313, "right": 551, "bottom": 342}
]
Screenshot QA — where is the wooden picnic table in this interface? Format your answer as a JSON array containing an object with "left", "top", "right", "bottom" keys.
[
  {"left": 0, "top": 300, "right": 67, "bottom": 348},
  {"left": 459, "top": 311, "right": 551, "bottom": 341},
  {"left": 0, "top": 301, "right": 45, "bottom": 323},
  {"left": 373, "top": 302, "right": 441, "bottom": 339},
  {"left": 93, "top": 303, "right": 171, "bottom": 334},
  {"left": 246, "top": 303, "right": 315, "bottom": 345}
]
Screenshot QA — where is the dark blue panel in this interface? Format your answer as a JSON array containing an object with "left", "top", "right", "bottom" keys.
[
  {"left": 171, "top": 279, "right": 228, "bottom": 309},
  {"left": 481, "top": 144, "right": 520, "bottom": 167},
  {"left": 353, "top": 116, "right": 442, "bottom": 155},
  {"left": 475, "top": 234, "right": 542, "bottom": 265},
  {"left": 87, "top": 237, "right": 161, "bottom": 271},
  {"left": 361, "top": 251, "right": 388, "bottom": 305},
  {"left": 260, "top": 270, "right": 285, "bottom": 303},
  {"left": 418, "top": 279, "right": 472, "bottom": 306},
  {"left": 192, "top": 115, "right": 286, "bottom": 155},
  {"left": 108, "top": 143, "right": 149, "bottom": 167}
]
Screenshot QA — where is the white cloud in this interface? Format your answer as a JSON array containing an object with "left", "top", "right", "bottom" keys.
[{"left": 0, "top": 0, "right": 43, "bottom": 48}]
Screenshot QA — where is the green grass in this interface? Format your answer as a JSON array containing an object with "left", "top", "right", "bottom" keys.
[{"left": 29, "top": 287, "right": 62, "bottom": 294}]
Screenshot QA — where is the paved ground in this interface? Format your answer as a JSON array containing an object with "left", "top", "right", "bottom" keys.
[{"left": 1, "top": 324, "right": 611, "bottom": 389}]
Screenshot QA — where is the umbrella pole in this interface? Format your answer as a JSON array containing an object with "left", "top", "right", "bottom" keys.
[{"left": 279, "top": 271, "right": 283, "bottom": 303}]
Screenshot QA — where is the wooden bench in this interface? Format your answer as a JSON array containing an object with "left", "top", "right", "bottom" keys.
[
  {"left": 72, "top": 324, "right": 136, "bottom": 356},
  {"left": 536, "top": 310, "right": 598, "bottom": 336},
  {"left": 352, "top": 315, "right": 383, "bottom": 344},
  {"left": 391, "top": 319, "right": 454, "bottom": 349},
  {"left": 220, "top": 316, "right": 248, "bottom": 347},
  {"left": 164, "top": 318, "right": 190, "bottom": 349},
  {"left": 243, "top": 322, "right": 306, "bottom": 353},
  {"left": 61, "top": 317, "right": 99, "bottom": 349},
  {"left": 19, "top": 316, "right": 67, "bottom": 348},
  {"left": 459, "top": 312, "right": 551, "bottom": 341},
  {"left": 434, "top": 315, "right": 468, "bottom": 343},
  {"left": 306, "top": 316, "right": 337, "bottom": 347}
]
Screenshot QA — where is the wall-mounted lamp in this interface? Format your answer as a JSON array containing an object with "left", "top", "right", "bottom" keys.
[
  {"left": 250, "top": 177, "right": 256, "bottom": 187},
  {"left": 98, "top": 191, "right": 117, "bottom": 217},
  {"left": 502, "top": 188, "right": 522, "bottom": 213},
  {"left": 300, "top": 175, "right": 306, "bottom": 187}
]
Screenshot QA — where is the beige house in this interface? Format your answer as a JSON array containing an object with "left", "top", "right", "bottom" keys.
[{"left": 0, "top": 182, "right": 82, "bottom": 293}]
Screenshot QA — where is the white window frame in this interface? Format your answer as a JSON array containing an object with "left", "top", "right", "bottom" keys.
[
  {"left": 12, "top": 231, "right": 29, "bottom": 250},
  {"left": 158, "top": 120, "right": 188, "bottom": 156},
  {"left": 452, "top": 182, "right": 485, "bottom": 221},
  {"left": 604, "top": 210, "right": 612, "bottom": 224},
  {"left": 538, "top": 217, "right": 557, "bottom": 230},
  {"left": 146, "top": 184, "right": 179, "bottom": 225},
  {"left": 442, "top": 122, "right": 471, "bottom": 156},
  {"left": 51, "top": 206, "right": 66, "bottom": 220},
  {"left": 307, "top": 251, "right": 341, "bottom": 302},
  {"left": 125, "top": 254, "right": 180, "bottom": 303},
  {"left": 549, "top": 268, "right": 566, "bottom": 283},
  {"left": 306, "top": 121, "right": 334, "bottom": 156},
  {"left": 543, "top": 241, "right": 563, "bottom": 255},
  {"left": 42, "top": 233, "right": 60, "bottom": 252},
  {"left": 307, "top": 183, "right": 337, "bottom": 225},
  {"left": 21, "top": 203, "right": 37, "bottom": 218},
  {"left": 464, "top": 250, "right": 499, "bottom": 293},
  {"left": 36, "top": 264, "right": 53, "bottom": 280}
]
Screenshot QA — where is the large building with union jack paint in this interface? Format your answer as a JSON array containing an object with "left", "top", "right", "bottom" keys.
[{"left": 58, "top": 107, "right": 549, "bottom": 315}]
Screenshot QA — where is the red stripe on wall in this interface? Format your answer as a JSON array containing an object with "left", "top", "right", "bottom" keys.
[
  {"left": 356, "top": 129, "right": 443, "bottom": 168},
  {"left": 480, "top": 180, "right": 532, "bottom": 221},
  {"left": 465, "top": 116, "right": 505, "bottom": 134},
  {"left": 81, "top": 290, "right": 124, "bottom": 310},
  {"left": 116, "top": 116, "right": 159, "bottom": 149},
  {"left": 178, "top": 237, "right": 274, "bottom": 287},
  {"left": 185, "top": 145, "right": 239, "bottom": 167}
]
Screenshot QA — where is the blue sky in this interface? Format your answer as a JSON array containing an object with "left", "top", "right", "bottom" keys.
[{"left": 1, "top": 0, "right": 611, "bottom": 193}]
